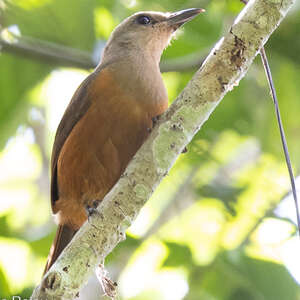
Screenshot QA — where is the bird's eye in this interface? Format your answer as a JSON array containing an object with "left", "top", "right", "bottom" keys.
[{"left": 137, "top": 15, "right": 151, "bottom": 25}]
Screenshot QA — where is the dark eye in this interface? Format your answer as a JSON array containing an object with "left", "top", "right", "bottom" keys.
[{"left": 137, "top": 15, "right": 151, "bottom": 25}]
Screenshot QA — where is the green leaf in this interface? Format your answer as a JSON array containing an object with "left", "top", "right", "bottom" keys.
[
  {"left": 0, "top": 53, "right": 51, "bottom": 149},
  {"left": 0, "top": 215, "right": 12, "bottom": 237},
  {"left": 3, "top": 0, "right": 96, "bottom": 50},
  {"left": 188, "top": 250, "right": 300, "bottom": 300},
  {"left": 0, "top": 0, "right": 99, "bottom": 149},
  {"left": 28, "top": 230, "right": 55, "bottom": 257},
  {"left": 0, "top": 266, "right": 11, "bottom": 297},
  {"left": 197, "top": 184, "right": 247, "bottom": 216},
  {"left": 163, "top": 241, "right": 194, "bottom": 268}
]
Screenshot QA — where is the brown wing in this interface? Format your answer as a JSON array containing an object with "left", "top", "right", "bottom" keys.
[
  {"left": 51, "top": 65, "right": 167, "bottom": 224},
  {"left": 50, "top": 69, "right": 100, "bottom": 210}
]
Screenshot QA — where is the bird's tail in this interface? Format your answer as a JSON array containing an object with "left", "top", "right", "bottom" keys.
[{"left": 43, "top": 224, "right": 77, "bottom": 276}]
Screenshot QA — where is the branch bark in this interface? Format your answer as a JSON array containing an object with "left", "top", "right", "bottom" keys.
[{"left": 31, "top": 0, "right": 295, "bottom": 298}]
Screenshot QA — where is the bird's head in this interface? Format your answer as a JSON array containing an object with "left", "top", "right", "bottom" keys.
[{"left": 102, "top": 8, "right": 204, "bottom": 64}]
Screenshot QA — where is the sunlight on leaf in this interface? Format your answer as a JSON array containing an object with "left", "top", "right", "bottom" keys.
[
  {"left": 0, "top": 237, "right": 30, "bottom": 293},
  {"left": 159, "top": 200, "right": 226, "bottom": 265},
  {"left": 162, "top": 72, "right": 181, "bottom": 103},
  {"left": 246, "top": 218, "right": 294, "bottom": 263},
  {"left": 119, "top": 238, "right": 188, "bottom": 300},
  {"left": 119, "top": 239, "right": 168, "bottom": 298},
  {"left": 42, "top": 69, "right": 88, "bottom": 133},
  {"left": 222, "top": 155, "right": 289, "bottom": 249},
  {"left": 121, "top": 0, "right": 138, "bottom": 8},
  {"left": 94, "top": 7, "right": 116, "bottom": 39},
  {"left": 9, "top": 0, "right": 51, "bottom": 10},
  {"left": 0, "top": 129, "right": 40, "bottom": 182}
]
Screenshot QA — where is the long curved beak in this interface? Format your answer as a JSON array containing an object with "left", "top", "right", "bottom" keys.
[{"left": 167, "top": 8, "right": 205, "bottom": 27}]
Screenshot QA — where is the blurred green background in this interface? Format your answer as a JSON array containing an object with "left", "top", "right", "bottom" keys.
[{"left": 1, "top": 0, "right": 300, "bottom": 299}]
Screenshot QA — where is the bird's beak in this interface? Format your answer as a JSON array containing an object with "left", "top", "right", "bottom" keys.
[{"left": 167, "top": 8, "right": 205, "bottom": 28}]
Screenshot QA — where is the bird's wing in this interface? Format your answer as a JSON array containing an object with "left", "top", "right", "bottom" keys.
[{"left": 50, "top": 69, "right": 100, "bottom": 211}]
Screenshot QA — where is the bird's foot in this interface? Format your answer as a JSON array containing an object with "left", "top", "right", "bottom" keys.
[
  {"left": 148, "top": 115, "right": 162, "bottom": 133},
  {"left": 152, "top": 115, "right": 161, "bottom": 127},
  {"left": 85, "top": 199, "right": 101, "bottom": 221}
]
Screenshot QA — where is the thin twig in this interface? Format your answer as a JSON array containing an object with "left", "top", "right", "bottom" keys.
[
  {"left": 259, "top": 47, "right": 300, "bottom": 236},
  {"left": 0, "top": 31, "right": 97, "bottom": 69},
  {"left": 0, "top": 30, "right": 205, "bottom": 72},
  {"left": 240, "top": 0, "right": 300, "bottom": 236}
]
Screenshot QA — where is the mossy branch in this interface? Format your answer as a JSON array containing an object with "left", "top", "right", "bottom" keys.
[{"left": 31, "top": 0, "right": 295, "bottom": 298}]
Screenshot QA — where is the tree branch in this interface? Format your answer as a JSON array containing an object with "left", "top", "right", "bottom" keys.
[
  {"left": 0, "top": 30, "right": 97, "bottom": 69},
  {"left": 31, "top": 0, "right": 295, "bottom": 298},
  {"left": 0, "top": 29, "right": 205, "bottom": 72}
]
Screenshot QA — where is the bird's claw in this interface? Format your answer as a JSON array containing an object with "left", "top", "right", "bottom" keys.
[
  {"left": 85, "top": 200, "right": 100, "bottom": 221},
  {"left": 152, "top": 115, "right": 160, "bottom": 127}
]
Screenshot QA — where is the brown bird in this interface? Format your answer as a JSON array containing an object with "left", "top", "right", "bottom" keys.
[{"left": 44, "top": 8, "right": 203, "bottom": 274}]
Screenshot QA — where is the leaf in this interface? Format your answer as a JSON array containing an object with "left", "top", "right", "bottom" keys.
[
  {"left": 0, "top": 53, "right": 51, "bottom": 149},
  {"left": 28, "top": 231, "right": 55, "bottom": 257},
  {"left": 188, "top": 250, "right": 300, "bottom": 300},
  {"left": 0, "top": 215, "right": 12, "bottom": 237},
  {"left": 3, "top": 0, "right": 96, "bottom": 50},
  {"left": 163, "top": 241, "right": 194, "bottom": 268},
  {"left": 197, "top": 183, "right": 247, "bottom": 216},
  {"left": 0, "top": 266, "right": 11, "bottom": 298},
  {"left": 0, "top": 0, "right": 99, "bottom": 149}
]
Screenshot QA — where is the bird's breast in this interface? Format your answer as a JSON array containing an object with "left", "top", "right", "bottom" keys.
[{"left": 55, "top": 66, "right": 168, "bottom": 227}]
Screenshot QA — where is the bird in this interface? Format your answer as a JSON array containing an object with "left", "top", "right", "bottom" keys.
[{"left": 44, "top": 8, "right": 203, "bottom": 274}]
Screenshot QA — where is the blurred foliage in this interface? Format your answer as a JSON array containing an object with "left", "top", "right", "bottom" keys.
[{"left": 1, "top": 0, "right": 300, "bottom": 299}]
